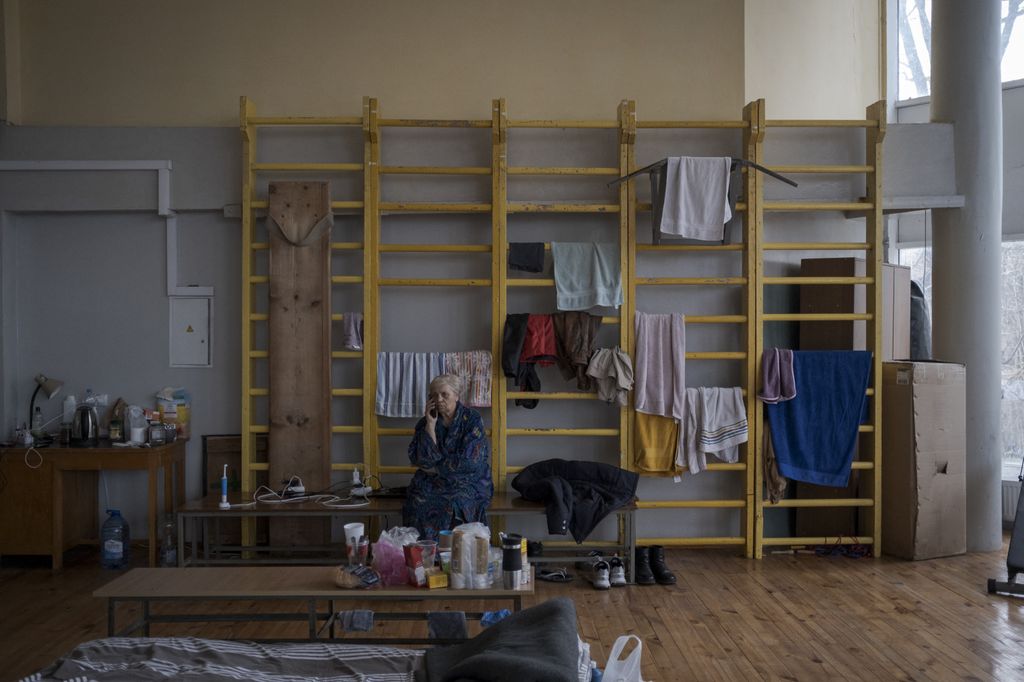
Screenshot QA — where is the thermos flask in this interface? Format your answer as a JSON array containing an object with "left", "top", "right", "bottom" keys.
[{"left": 500, "top": 532, "right": 523, "bottom": 589}]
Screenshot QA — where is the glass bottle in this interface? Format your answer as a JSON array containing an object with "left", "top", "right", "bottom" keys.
[{"left": 159, "top": 515, "right": 177, "bottom": 567}]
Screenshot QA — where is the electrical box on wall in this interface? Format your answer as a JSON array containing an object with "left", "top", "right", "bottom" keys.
[{"left": 170, "top": 297, "right": 212, "bottom": 367}]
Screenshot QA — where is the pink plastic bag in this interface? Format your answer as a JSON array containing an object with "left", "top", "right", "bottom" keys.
[{"left": 372, "top": 526, "right": 420, "bottom": 586}]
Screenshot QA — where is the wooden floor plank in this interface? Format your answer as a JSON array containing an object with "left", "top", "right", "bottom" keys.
[{"left": 3, "top": 542, "right": 1024, "bottom": 681}]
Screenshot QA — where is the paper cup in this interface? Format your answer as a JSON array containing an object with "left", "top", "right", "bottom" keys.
[{"left": 344, "top": 522, "right": 364, "bottom": 547}]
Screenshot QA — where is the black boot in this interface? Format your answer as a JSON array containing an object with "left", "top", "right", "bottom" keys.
[
  {"left": 649, "top": 545, "right": 677, "bottom": 585},
  {"left": 634, "top": 546, "right": 655, "bottom": 585}
]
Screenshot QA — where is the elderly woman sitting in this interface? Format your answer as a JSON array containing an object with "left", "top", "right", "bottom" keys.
[{"left": 402, "top": 374, "right": 493, "bottom": 540}]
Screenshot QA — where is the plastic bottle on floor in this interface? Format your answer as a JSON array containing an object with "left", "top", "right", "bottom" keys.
[
  {"left": 159, "top": 516, "right": 177, "bottom": 567},
  {"left": 101, "top": 509, "right": 131, "bottom": 569}
]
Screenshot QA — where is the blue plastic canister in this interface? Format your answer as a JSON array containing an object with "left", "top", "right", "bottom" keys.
[{"left": 101, "top": 509, "right": 131, "bottom": 569}]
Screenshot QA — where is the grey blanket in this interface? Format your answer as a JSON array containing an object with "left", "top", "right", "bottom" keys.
[
  {"left": 422, "top": 597, "right": 578, "bottom": 682},
  {"left": 22, "top": 637, "right": 424, "bottom": 681}
]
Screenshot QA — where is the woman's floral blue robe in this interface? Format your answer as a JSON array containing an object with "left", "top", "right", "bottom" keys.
[{"left": 402, "top": 402, "right": 493, "bottom": 541}]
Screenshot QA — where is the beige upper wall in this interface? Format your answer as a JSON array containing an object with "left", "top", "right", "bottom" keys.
[
  {"left": 14, "top": 0, "right": 746, "bottom": 126},
  {"left": 745, "top": 0, "right": 881, "bottom": 118}
]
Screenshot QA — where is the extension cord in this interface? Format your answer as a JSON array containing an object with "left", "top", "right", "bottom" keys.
[
  {"left": 352, "top": 486, "right": 373, "bottom": 497},
  {"left": 284, "top": 484, "right": 306, "bottom": 497}
]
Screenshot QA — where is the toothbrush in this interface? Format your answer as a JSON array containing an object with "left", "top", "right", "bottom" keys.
[{"left": 219, "top": 464, "right": 231, "bottom": 509}]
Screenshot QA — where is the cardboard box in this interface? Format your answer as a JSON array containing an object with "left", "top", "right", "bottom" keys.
[{"left": 882, "top": 361, "right": 966, "bottom": 560}]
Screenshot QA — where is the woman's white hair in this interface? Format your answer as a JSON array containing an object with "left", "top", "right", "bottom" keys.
[{"left": 429, "top": 373, "right": 463, "bottom": 397}]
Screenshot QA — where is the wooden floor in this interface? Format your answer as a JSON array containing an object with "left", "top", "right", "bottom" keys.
[{"left": 2, "top": 543, "right": 1024, "bottom": 681}]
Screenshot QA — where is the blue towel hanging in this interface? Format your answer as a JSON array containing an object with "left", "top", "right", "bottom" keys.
[{"left": 765, "top": 351, "right": 872, "bottom": 487}]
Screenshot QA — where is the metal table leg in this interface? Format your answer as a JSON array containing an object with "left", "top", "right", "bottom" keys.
[
  {"left": 308, "top": 599, "right": 317, "bottom": 640},
  {"left": 177, "top": 514, "right": 185, "bottom": 567},
  {"left": 107, "top": 599, "right": 116, "bottom": 636},
  {"left": 142, "top": 599, "right": 150, "bottom": 636}
]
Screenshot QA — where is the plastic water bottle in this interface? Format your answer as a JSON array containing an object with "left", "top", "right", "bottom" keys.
[
  {"left": 101, "top": 509, "right": 130, "bottom": 569},
  {"left": 159, "top": 516, "right": 177, "bottom": 567}
]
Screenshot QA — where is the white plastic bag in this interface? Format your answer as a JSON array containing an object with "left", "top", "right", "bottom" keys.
[{"left": 603, "top": 634, "right": 645, "bottom": 682}]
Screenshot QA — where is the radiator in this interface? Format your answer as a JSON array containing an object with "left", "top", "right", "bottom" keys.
[{"left": 1004, "top": 479, "right": 1022, "bottom": 528}]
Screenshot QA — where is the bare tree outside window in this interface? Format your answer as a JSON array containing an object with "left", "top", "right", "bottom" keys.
[{"left": 898, "top": 0, "right": 1024, "bottom": 100}]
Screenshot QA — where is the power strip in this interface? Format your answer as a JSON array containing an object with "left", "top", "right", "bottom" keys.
[
  {"left": 284, "top": 484, "right": 306, "bottom": 497},
  {"left": 352, "top": 486, "right": 373, "bottom": 497}
]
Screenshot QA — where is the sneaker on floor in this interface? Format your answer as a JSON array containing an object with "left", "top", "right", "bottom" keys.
[
  {"left": 591, "top": 560, "right": 611, "bottom": 590},
  {"left": 576, "top": 549, "right": 604, "bottom": 571},
  {"left": 608, "top": 556, "right": 626, "bottom": 587}
]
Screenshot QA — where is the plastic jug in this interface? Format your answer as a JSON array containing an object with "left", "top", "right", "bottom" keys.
[{"left": 101, "top": 509, "right": 131, "bottom": 569}]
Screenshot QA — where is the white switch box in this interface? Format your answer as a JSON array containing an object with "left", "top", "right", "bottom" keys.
[{"left": 170, "top": 297, "right": 212, "bottom": 367}]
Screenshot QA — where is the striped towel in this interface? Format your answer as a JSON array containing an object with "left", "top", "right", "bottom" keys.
[
  {"left": 442, "top": 350, "right": 492, "bottom": 408},
  {"left": 375, "top": 352, "right": 445, "bottom": 417},
  {"left": 678, "top": 387, "right": 748, "bottom": 474}
]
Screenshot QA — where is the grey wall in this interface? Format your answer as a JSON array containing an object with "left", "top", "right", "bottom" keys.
[{"left": 0, "top": 120, "right": 889, "bottom": 542}]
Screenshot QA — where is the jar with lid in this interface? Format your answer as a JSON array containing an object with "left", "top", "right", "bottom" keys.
[
  {"left": 109, "top": 418, "right": 123, "bottom": 442},
  {"left": 148, "top": 420, "right": 166, "bottom": 445}
]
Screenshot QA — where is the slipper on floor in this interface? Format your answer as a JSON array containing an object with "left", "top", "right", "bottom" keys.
[{"left": 537, "top": 568, "right": 574, "bottom": 583}]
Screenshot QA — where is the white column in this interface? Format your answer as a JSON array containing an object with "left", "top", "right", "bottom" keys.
[{"left": 930, "top": 0, "right": 1004, "bottom": 552}]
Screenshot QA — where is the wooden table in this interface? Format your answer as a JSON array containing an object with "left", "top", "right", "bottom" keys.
[
  {"left": 95, "top": 566, "right": 532, "bottom": 644},
  {"left": 0, "top": 441, "right": 186, "bottom": 569},
  {"left": 177, "top": 490, "right": 637, "bottom": 582}
]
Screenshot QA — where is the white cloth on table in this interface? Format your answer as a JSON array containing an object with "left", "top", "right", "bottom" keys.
[
  {"left": 551, "top": 242, "right": 622, "bottom": 310},
  {"left": 678, "top": 386, "right": 748, "bottom": 474},
  {"left": 375, "top": 352, "right": 445, "bottom": 417},
  {"left": 659, "top": 156, "right": 732, "bottom": 241},
  {"left": 586, "top": 347, "right": 634, "bottom": 406}
]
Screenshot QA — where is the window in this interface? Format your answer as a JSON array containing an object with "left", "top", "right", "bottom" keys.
[
  {"left": 897, "top": 241, "right": 1024, "bottom": 480},
  {"left": 898, "top": 0, "right": 1024, "bottom": 101}
]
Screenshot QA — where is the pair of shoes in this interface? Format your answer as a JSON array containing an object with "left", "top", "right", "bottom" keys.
[
  {"left": 537, "top": 567, "right": 574, "bottom": 583},
  {"left": 634, "top": 545, "right": 677, "bottom": 585},
  {"left": 608, "top": 556, "right": 627, "bottom": 587},
  {"left": 575, "top": 549, "right": 603, "bottom": 571},
  {"left": 591, "top": 560, "right": 611, "bottom": 590}
]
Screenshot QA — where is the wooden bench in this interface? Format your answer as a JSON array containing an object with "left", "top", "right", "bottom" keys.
[
  {"left": 95, "top": 566, "right": 531, "bottom": 645},
  {"left": 178, "top": 491, "right": 637, "bottom": 582}
]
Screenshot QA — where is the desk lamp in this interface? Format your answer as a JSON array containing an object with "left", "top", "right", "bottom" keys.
[{"left": 29, "top": 373, "right": 63, "bottom": 432}]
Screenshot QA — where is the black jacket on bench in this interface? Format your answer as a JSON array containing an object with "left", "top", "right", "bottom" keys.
[{"left": 510, "top": 459, "right": 638, "bottom": 543}]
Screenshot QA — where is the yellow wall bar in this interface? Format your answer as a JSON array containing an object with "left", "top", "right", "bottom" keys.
[
  {"left": 249, "top": 388, "right": 269, "bottom": 396},
  {"left": 330, "top": 463, "right": 359, "bottom": 471},
  {"left": 507, "top": 278, "right": 553, "bottom": 287},
  {"left": 687, "top": 315, "right": 747, "bottom": 323},
  {"left": 866, "top": 99, "right": 887, "bottom": 552},
  {"left": 378, "top": 278, "right": 492, "bottom": 286},
  {"left": 640, "top": 537, "right": 747, "bottom": 546},
  {"left": 380, "top": 202, "right": 490, "bottom": 212},
  {"left": 764, "top": 313, "right": 872, "bottom": 321},
  {"left": 636, "top": 277, "right": 747, "bottom": 285},
  {"left": 330, "top": 389, "right": 363, "bottom": 397},
  {"left": 331, "top": 242, "right": 363, "bottom": 250},
  {"left": 637, "top": 244, "right": 744, "bottom": 252},
  {"left": 763, "top": 242, "right": 871, "bottom": 251},
  {"left": 249, "top": 350, "right": 268, "bottom": 359},
  {"left": 851, "top": 461, "right": 874, "bottom": 469},
  {"left": 686, "top": 352, "right": 747, "bottom": 360},
  {"left": 764, "top": 201, "right": 873, "bottom": 211},
  {"left": 380, "top": 244, "right": 491, "bottom": 253},
  {"left": 509, "top": 166, "right": 619, "bottom": 175},
  {"left": 638, "top": 202, "right": 747, "bottom": 212},
  {"left": 507, "top": 202, "right": 619, "bottom": 213},
  {"left": 250, "top": 116, "right": 362, "bottom": 126},
  {"left": 250, "top": 199, "right": 364, "bottom": 210},
  {"left": 507, "top": 428, "right": 620, "bottom": 436},
  {"left": 332, "top": 350, "right": 363, "bottom": 359},
  {"left": 331, "top": 425, "right": 363, "bottom": 434},
  {"left": 637, "top": 121, "right": 747, "bottom": 129},
  {"left": 379, "top": 118, "right": 490, "bottom": 128},
  {"left": 508, "top": 119, "right": 618, "bottom": 128},
  {"left": 637, "top": 500, "right": 746, "bottom": 509},
  {"left": 381, "top": 165, "right": 490, "bottom": 175},
  {"left": 330, "top": 275, "right": 364, "bottom": 284},
  {"left": 252, "top": 162, "right": 363, "bottom": 172},
  {"left": 767, "top": 498, "right": 874, "bottom": 508},
  {"left": 240, "top": 96, "right": 257, "bottom": 519}
]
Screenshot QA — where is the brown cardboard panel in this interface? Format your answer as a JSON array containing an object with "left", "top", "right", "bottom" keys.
[{"left": 882, "top": 361, "right": 966, "bottom": 560}]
